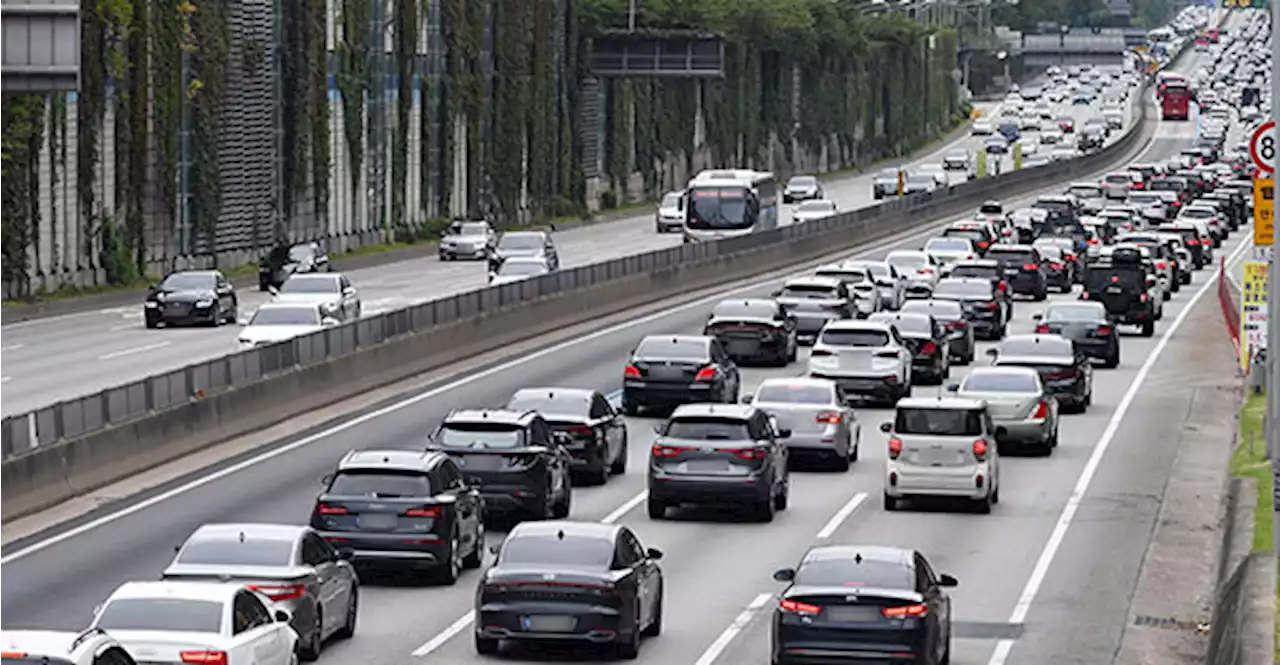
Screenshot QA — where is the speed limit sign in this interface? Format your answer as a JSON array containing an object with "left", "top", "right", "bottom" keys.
[{"left": 1250, "top": 121, "right": 1275, "bottom": 173}]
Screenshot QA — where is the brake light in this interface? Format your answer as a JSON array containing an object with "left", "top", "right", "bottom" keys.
[
  {"left": 882, "top": 603, "right": 929, "bottom": 618},
  {"left": 1111, "top": 275, "right": 1120, "bottom": 283},
  {"left": 1088, "top": 238, "right": 1099, "bottom": 244},
  {"left": 0, "top": 654, "right": 28, "bottom": 659},
  {"left": 945, "top": 321, "right": 967, "bottom": 330},
  {"left": 1050, "top": 262, "right": 1065, "bottom": 269},
  {"left": 564, "top": 425, "right": 593, "bottom": 434},
  {"left": 694, "top": 366, "right": 718, "bottom": 381},
  {"left": 1023, "top": 263, "right": 1040, "bottom": 270},
  {"left": 1140, "top": 293, "right": 1148, "bottom": 302},
  {"left": 317, "top": 503, "right": 347, "bottom": 515},
  {"left": 404, "top": 506, "right": 442, "bottom": 518},
  {"left": 652, "top": 445, "right": 691, "bottom": 457},
  {"left": 780, "top": 599, "right": 822, "bottom": 615},
  {"left": 247, "top": 583, "right": 307, "bottom": 602},
  {"left": 978, "top": 241, "right": 990, "bottom": 248},
  {"left": 1155, "top": 261, "right": 1167, "bottom": 270},
  {"left": 920, "top": 341, "right": 938, "bottom": 355},
  {"left": 180, "top": 653, "right": 228, "bottom": 665},
  {"left": 1035, "top": 324, "right": 1050, "bottom": 333},
  {"left": 1081, "top": 291, "right": 1090, "bottom": 299},
  {"left": 972, "top": 439, "right": 989, "bottom": 461},
  {"left": 998, "top": 281, "right": 1008, "bottom": 292},
  {"left": 918, "top": 268, "right": 934, "bottom": 275},
  {"left": 888, "top": 437, "right": 903, "bottom": 459},
  {"left": 624, "top": 364, "right": 642, "bottom": 378},
  {"left": 816, "top": 411, "right": 844, "bottom": 424},
  {"left": 1097, "top": 325, "right": 1112, "bottom": 336},
  {"left": 1064, "top": 254, "right": 1076, "bottom": 262},
  {"left": 1187, "top": 238, "right": 1200, "bottom": 245},
  {"left": 1032, "top": 401, "right": 1049, "bottom": 419},
  {"left": 720, "top": 447, "right": 766, "bottom": 461}
]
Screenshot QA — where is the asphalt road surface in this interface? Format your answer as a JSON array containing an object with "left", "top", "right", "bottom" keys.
[
  {"left": 0, "top": 45, "right": 1246, "bottom": 665},
  {"left": 0, "top": 85, "right": 1123, "bottom": 417}
]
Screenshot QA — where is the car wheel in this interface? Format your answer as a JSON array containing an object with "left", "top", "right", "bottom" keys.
[
  {"left": 941, "top": 636, "right": 953, "bottom": 664},
  {"left": 224, "top": 304, "right": 238, "bottom": 324},
  {"left": 208, "top": 303, "right": 222, "bottom": 327},
  {"left": 587, "top": 459, "right": 610, "bottom": 486},
  {"left": 1141, "top": 321, "right": 1156, "bottom": 337},
  {"left": 615, "top": 612, "right": 642, "bottom": 660},
  {"left": 991, "top": 487, "right": 1001, "bottom": 504},
  {"left": 1034, "top": 287, "right": 1048, "bottom": 301},
  {"left": 552, "top": 483, "right": 572, "bottom": 518},
  {"left": 298, "top": 607, "right": 323, "bottom": 661},
  {"left": 774, "top": 475, "right": 790, "bottom": 510},
  {"left": 145, "top": 316, "right": 160, "bottom": 329},
  {"left": 1103, "top": 352, "right": 1119, "bottom": 369},
  {"left": 1083, "top": 390, "right": 1092, "bottom": 408},
  {"left": 642, "top": 583, "right": 664, "bottom": 637},
  {"left": 972, "top": 495, "right": 993, "bottom": 514},
  {"left": 436, "top": 535, "right": 461, "bottom": 586},
  {"left": 610, "top": 440, "right": 628, "bottom": 475},
  {"left": 883, "top": 492, "right": 900, "bottom": 511},
  {"left": 622, "top": 398, "right": 640, "bottom": 417},
  {"left": 647, "top": 497, "right": 667, "bottom": 519},
  {"left": 787, "top": 339, "right": 798, "bottom": 362},
  {"left": 849, "top": 442, "right": 859, "bottom": 462},
  {"left": 335, "top": 585, "right": 358, "bottom": 639},
  {"left": 832, "top": 451, "right": 851, "bottom": 472},
  {"left": 756, "top": 494, "right": 776, "bottom": 523},
  {"left": 475, "top": 633, "right": 500, "bottom": 655},
  {"left": 462, "top": 527, "right": 484, "bottom": 569}
]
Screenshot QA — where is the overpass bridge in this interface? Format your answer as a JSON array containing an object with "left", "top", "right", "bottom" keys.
[{"left": 999, "top": 28, "right": 1141, "bottom": 68}]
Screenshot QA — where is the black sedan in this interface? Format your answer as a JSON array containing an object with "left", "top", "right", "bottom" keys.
[
  {"left": 986, "top": 245, "right": 1049, "bottom": 300},
  {"left": 144, "top": 270, "right": 238, "bottom": 328},
  {"left": 476, "top": 521, "right": 664, "bottom": 659},
  {"left": 771, "top": 545, "right": 957, "bottom": 665},
  {"left": 703, "top": 298, "right": 798, "bottom": 366},
  {"left": 868, "top": 312, "right": 949, "bottom": 385},
  {"left": 931, "top": 276, "right": 1007, "bottom": 340},
  {"left": 259, "top": 241, "right": 330, "bottom": 291},
  {"left": 990, "top": 333, "right": 1094, "bottom": 412},
  {"left": 1034, "top": 301, "right": 1120, "bottom": 368},
  {"left": 506, "top": 387, "right": 629, "bottom": 485},
  {"left": 622, "top": 335, "right": 741, "bottom": 416}
]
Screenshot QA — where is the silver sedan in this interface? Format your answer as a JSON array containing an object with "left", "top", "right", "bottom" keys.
[
  {"left": 744, "top": 377, "right": 860, "bottom": 471},
  {"left": 947, "top": 366, "right": 1060, "bottom": 456}
]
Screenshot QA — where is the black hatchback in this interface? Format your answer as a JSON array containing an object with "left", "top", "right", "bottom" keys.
[
  {"left": 771, "top": 545, "right": 957, "bottom": 665},
  {"left": 622, "top": 335, "right": 741, "bottom": 416}
]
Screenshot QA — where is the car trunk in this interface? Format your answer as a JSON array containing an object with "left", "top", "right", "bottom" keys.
[
  {"left": 1037, "top": 319, "right": 1103, "bottom": 341},
  {"left": 441, "top": 449, "right": 548, "bottom": 488},
  {"left": 777, "top": 292, "right": 847, "bottom": 318},
  {"left": 480, "top": 567, "right": 625, "bottom": 611},
  {"left": 632, "top": 359, "right": 708, "bottom": 386},
  {"left": 653, "top": 439, "right": 766, "bottom": 476},
  {"left": 813, "top": 345, "right": 896, "bottom": 374},
  {"left": 899, "top": 434, "right": 975, "bottom": 467},
  {"left": 960, "top": 391, "right": 1040, "bottom": 420},
  {"left": 543, "top": 416, "right": 597, "bottom": 451},
  {"left": 314, "top": 493, "right": 444, "bottom": 535},
  {"left": 705, "top": 317, "right": 782, "bottom": 356},
  {"left": 1089, "top": 272, "right": 1144, "bottom": 312},
  {"left": 755, "top": 403, "right": 839, "bottom": 438},
  {"left": 779, "top": 585, "right": 925, "bottom": 648},
  {"left": 161, "top": 564, "right": 313, "bottom": 603},
  {"left": 101, "top": 632, "right": 227, "bottom": 664}
]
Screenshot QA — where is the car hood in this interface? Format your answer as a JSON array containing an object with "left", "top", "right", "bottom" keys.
[
  {"left": 238, "top": 324, "right": 324, "bottom": 344},
  {"left": 274, "top": 293, "right": 341, "bottom": 307},
  {"left": 495, "top": 248, "right": 545, "bottom": 258},
  {"left": 444, "top": 234, "right": 488, "bottom": 244},
  {"left": 490, "top": 274, "right": 537, "bottom": 286},
  {"left": 150, "top": 289, "right": 216, "bottom": 303}
]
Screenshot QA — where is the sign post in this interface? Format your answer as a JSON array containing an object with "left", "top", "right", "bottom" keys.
[
  {"left": 1250, "top": 121, "right": 1276, "bottom": 174},
  {"left": 1255, "top": 178, "right": 1275, "bottom": 250},
  {"left": 1242, "top": 261, "right": 1270, "bottom": 372}
]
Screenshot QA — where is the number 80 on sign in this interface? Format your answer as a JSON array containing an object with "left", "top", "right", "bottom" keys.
[{"left": 1250, "top": 121, "right": 1275, "bottom": 173}]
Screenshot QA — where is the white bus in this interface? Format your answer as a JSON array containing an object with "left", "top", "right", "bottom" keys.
[{"left": 682, "top": 169, "right": 779, "bottom": 243}]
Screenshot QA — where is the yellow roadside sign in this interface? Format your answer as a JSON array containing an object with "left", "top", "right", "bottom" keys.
[
  {"left": 1241, "top": 261, "right": 1269, "bottom": 370},
  {"left": 1254, "top": 178, "right": 1274, "bottom": 246}
]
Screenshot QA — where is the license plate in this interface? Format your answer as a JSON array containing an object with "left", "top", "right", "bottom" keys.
[
  {"left": 727, "top": 341, "right": 758, "bottom": 355},
  {"left": 824, "top": 605, "right": 882, "bottom": 623},
  {"left": 356, "top": 514, "right": 398, "bottom": 530},
  {"left": 1106, "top": 286, "right": 1123, "bottom": 294},
  {"left": 686, "top": 460, "right": 731, "bottom": 473},
  {"left": 647, "top": 367, "right": 685, "bottom": 381},
  {"left": 523, "top": 615, "right": 576, "bottom": 632}
]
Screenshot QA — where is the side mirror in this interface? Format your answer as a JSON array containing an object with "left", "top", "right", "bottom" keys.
[
  {"left": 343, "top": 287, "right": 356, "bottom": 297},
  {"left": 489, "top": 545, "right": 502, "bottom": 556},
  {"left": 879, "top": 421, "right": 893, "bottom": 433},
  {"left": 773, "top": 568, "right": 796, "bottom": 582},
  {"left": 740, "top": 394, "right": 753, "bottom": 404},
  {"left": 646, "top": 547, "right": 664, "bottom": 560},
  {"left": 770, "top": 289, "right": 783, "bottom": 298},
  {"left": 653, "top": 424, "right": 664, "bottom": 435},
  {"left": 946, "top": 383, "right": 960, "bottom": 392},
  {"left": 337, "top": 548, "right": 355, "bottom": 561},
  {"left": 777, "top": 428, "right": 792, "bottom": 439},
  {"left": 1031, "top": 313, "right": 1043, "bottom": 321},
  {"left": 238, "top": 317, "right": 251, "bottom": 326},
  {"left": 274, "top": 608, "right": 293, "bottom": 624},
  {"left": 174, "top": 544, "right": 182, "bottom": 554},
  {"left": 148, "top": 282, "right": 159, "bottom": 291},
  {"left": 938, "top": 573, "right": 959, "bottom": 588}
]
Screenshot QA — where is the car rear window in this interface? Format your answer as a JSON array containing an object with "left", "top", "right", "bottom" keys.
[
  {"left": 635, "top": 337, "right": 709, "bottom": 362},
  {"left": 987, "top": 248, "right": 1035, "bottom": 264},
  {"left": 821, "top": 329, "right": 889, "bottom": 347},
  {"left": 500, "top": 533, "right": 615, "bottom": 568},
  {"left": 933, "top": 280, "right": 991, "bottom": 298},
  {"left": 507, "top": 391, "right": 591, "bottom": 417},
  {"left": 436, "top": 424, "right": 527, "bottom": 451},
  {"left": 662, "top": 417, "right": 751, "bottom": 441},
  {"left": 815, "top": 269, "right": 868, "bottom": 284},
  {"left": 781, "top": 284, "right": 839, "bottom": 299},
  {"left": 755, "top": 384, "right": 834, "bottom": 405},
  {"left": 999, "top": 337, "right": 1073, "bottom": 357},
  {"left": 96, "top": 598, "right": 224, "bottom": 633},
  {"left": 712, "top": 300, "right": 775, "bottom": 319},
  {"left": 329, "top": 470, "right": 435, "bottom": 497},
  {"left": 894, "top": 408, "right": 984, "bottom": 436},
  {"left": 871, "top": 314, "right": 931, "bottom": 336},
  {"left": 962, "top": 372, "right": 1038, "bottom": 393},
  {"left": 794, "top": 555, "right": 913, "bottom": 589},
  {"left": 177, "top": 537, "right": 295, "bottom": 567}
]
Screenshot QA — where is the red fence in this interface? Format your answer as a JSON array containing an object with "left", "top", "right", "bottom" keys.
[{"left": 1217, "top": 257, "right": 1242, "bottom": 365}]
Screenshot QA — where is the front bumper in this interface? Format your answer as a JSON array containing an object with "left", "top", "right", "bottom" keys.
[
  {"left": 439, "top": 244, "right": 488, "bottom": 259},
  {"left": 146, "top": 303, "right": 218, "bottom": 325}
]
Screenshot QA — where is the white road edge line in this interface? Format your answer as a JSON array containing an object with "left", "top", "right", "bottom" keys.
[
  {"left": 984, "top": 234, "right": 1250, "bottom": 665},
  {"left": 1, "top": 376, "right": 10, "bottom": 384},
  {"left": 815, "top": 491, "right": 869, "bottom": 539},
  {"left": 410, "top": 613, "right": 474, "bottom": 657},
  {"left": 1, "top": 344, "right": 25, "bottom": 351},
  {"left": 98, "top": 341, "right": 172, "bottom": 361},
  {"left": 693, "top": 592, "right": 775, "bottom": 665}
]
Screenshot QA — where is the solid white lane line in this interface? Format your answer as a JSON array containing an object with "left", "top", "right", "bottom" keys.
[
  {"left": 1, "top": 344, "right": 25, "bottom": 352},
  {"left": 1, "top": 376, "right": 10, "bottom": 384},
  {"left": 815, "top": 492, "right": 869, "bottom": 539},
  {"left": 601, "top": 491, "right": 648, "bottom": 524},
  {"left": 410, "top": 612, "right": 473, "bottom": 657},
  {"left": 984, "top": 234, "right": 1250, "bottom": 665},
  {"left": 692, "top": 592, "right": 774, "bottom": 665},
  {"left": 98, "top": 341, "right": 172, "bottom": 361}
]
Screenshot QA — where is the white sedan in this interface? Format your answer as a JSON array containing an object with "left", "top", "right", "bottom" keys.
[
  {"left": 792, "top": 199, "right": 838, "bottom": 224},
  {"left": 237, "top": 302, "right": 335, "bottom": 349},
  {"left": 91, "top": 580, "right": 298, "bottom": 665}
]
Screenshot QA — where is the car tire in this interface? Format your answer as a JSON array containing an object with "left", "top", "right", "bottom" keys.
[
  {"left": 622, "top": 398, "right": 640, "bottom": 417},
  {"left": 552, "top": 484, "right": 572, "bottom": 518},
  {"left": 756, "top": 495, "right": 776, "bottom": 523},
  {"left": 298, "top": 608, "right": 323, "bottom": 661},
  {"left": 462, "top": 532, "right": 484, "bottom": 569},
  {"left": 224, "top": 304, "right": 238, "bottom": 324},
  {"left": 883, "top": 492, "right": 900, "bottom": 511},
  {"left": 335, "top": 585, "right": 358, "bottom": 639},
  {"left": 941, "top": 637, "right": 953, "bottom": 664},
  {"left": 615, "top": 614, "right": 642, "bottom": 660},
  {"left": 1141, "top": 321, "right": 1156, "bottom": 337},
  {"left": 642, "top": 584, "right": 664, "bottom": 637},
  {"left": 610, "top": 441, "right": 628, "bottom": 475},
  {"left": 587, "top": 460, "right": 610, "bottom": 486},
  {"left": 475, "top": 634, "right": 500, "bottom": 655},
  {"left": 991, "top": 487, "right": 1000, "bottom": 504},
  {"left": 1034, "top": 287, "right": 1048, "bottom": 302},
  {"left": 972, "top": 495, "right": 993, "bottom": 514},
  {"left": 647, "top": 497, "right": 667, "bottom": 520},
  {"left": 832, "top": 451, "right": 851, "bottom": 472},
  {"left": 774, "top": 478, "right": 790, "bottom": 511},
  {"left": 436, "top": 536, "right": 461, "bottom": 586},
  {"left": 208, "top": 303, "right": 222, "bottom": 327},
  {"left": 145, "top": 316, "right": 160, "bottom": 329},
  {"left": 850, "top": 443, "right": 859, "bottom": 462},
  {"left": 1102, "top": 351, "right": 1119, "bottom": 369},
  {"left": 787, "top": 340, "right": 798, "bottom": 362}
]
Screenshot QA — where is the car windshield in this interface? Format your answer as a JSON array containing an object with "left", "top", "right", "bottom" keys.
[
  {"left": 497, "top": 260, "right": 547, "bottom": 276},
  {"left": 1046, "top": 304, "right": 1106, "bottom": 322},
  {"left": 815, "top": 269, "right": 868, "bottom": 285},
  {"left": 797, "top": 201, "right": 833, "bottom": 213},
  {"left": 328, "top": 470, "right": 434, "bottom": 497},
  {"left": 177, "top": 537, "right": 295, "bottom": 566},
  {"left": 926, "top": 238, "right": 970, "bottom": 252},
  {"left": 962, "top": 372, "right": 1039, "bottom": 393},
  {"left": 789, "top": 176, "right": 816, "bottom": 187},
  {"left": 887, "top": 254, "right": 927, "bottom": 270},
  {"left": 661, "top": 193, "right": 682, "bottom": 208},
  {"left": 1000, "top": 337, "right": 1073, "bottom": 357},
  {"left": 459, "top": 223, "right": 489, "bottom": 235},
  {"left": 781, "top": 284, "right": 839, "bottom": 299},
  {"left": 794, "top": 555, "right": 912, "bottom": 589},
  {"left": 894, "top": 407, "right": 984, "bottom": 436},
  {"left": 878, "top": 169, "right": 899, "bottom": 179},
  {"left": 96, "top": 598, "right": 224, "bottom": 633},
  {"left": 500, "top": 533, "right": 615, "bottom": 568},
  {"left": 662, "top": 417, "right": 751, "bottom": 440},
  {"left": 1068, "top": 185, "right": 1103, "bottom": 198},
  {"left": 755, "top": 383, "right": 834, "bottom": 404},
  {"left": 288, "top": 245, "right": 317, "bottom": 262},
  {"left": 712, "top": 300, "right": 775, "bottom": 319},
  {"left": 821, "top": 329, "right": 889, "bottom": 347},
  {"left": 507, "top": 391, "right": 591, "bottom": 417},
  {"left": 933, "top": 280, "right": 991, "bottom": 298},
  {"left": 498, "top": 234, "right": 543, "bottom": 250},
  {"left": 160, "top": 273, "right": 217, "bottom": 291},
  {"left": 635, "top": 337, "right": 709, "bottom": 362},
  {"left": 279, "top": 276, "right": 339, "bottom": 294},
  {"left": 249, "top": 307, "right": 320, "bottom": 326}
]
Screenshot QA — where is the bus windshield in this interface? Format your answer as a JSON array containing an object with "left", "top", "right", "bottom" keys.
[{"left": 688, "top": 187, "right": 752, "bottom": 230}]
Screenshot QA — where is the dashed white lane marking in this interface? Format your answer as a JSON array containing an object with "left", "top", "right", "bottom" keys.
[
  {"left": 98, "top": 341, "right": 172, "bottom": 361},
  {"left": 815, "top": 491, "right": 869, "bottom": 539},
  {"left": 692, "top": 592, "right": 775, "bottom": 665},
  {"left": 1, "top": 344, "right": 25, "bottom": 352},
  {"left": 410, "top": 613, "right": 473, "bottom": 657}
]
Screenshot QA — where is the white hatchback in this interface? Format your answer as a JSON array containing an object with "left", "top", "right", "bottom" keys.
[{"left": 881, "top": 397, "right": 1001, "bottom": 514}]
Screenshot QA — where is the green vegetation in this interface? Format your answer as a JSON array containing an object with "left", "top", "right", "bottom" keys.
[{"left": 1230, "top": 392, "right": 1278, "bottom": 662}]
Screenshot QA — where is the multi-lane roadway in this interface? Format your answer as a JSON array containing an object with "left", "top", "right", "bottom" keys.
[
  {"left": 0, "top": 37, "right": 1247, "bottom": 665},
  {"left": 0, "top": 89, "right": 1124, "bottom": 417}
]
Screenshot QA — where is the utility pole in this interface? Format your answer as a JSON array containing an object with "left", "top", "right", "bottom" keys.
[{"left": 628, "top": 0, "right": 637, "bottom": 31}]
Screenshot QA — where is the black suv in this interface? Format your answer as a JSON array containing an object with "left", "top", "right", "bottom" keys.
[
  {"left": 986, "top": 245, "right": 1049, "bottom": 300},
  {"left": 505, "top": 387, "right": 629, "bottom": 485},
  {"left": 427, "top": 409, "right": 574, "bottom": 521},
  {"left": 1081, "top": 247, "right": 1159, "bottom": 337},
  {"left": 259, "top": 241, "right": 330, "bottom": 291},
  {"left": 310, "top": 449, "right": 485, "bottom": 583}
]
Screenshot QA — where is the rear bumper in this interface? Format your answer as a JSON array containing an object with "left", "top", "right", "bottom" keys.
[
  {"left": 477, "top": 604, "right": 626, "bottom": 645},
  {"left": 648, "top": 472, "right": 772, "bottom": 505},
  {"left": 317, "top": 531, "right": 448, "bottom": 568},
  {"left": 885, "top": 462, "right": 993, "bottom": 499},
  {"left": 995, "top": 418, "right": 1052, "bottom": 445},
  {"left": 809, "top": 372, "right": 902, "bottom": 400},
  {"left": 773, "top": 620, "right": 927, "bottom": 664},
  {"left": 624, "top": 383, "right": 715, "bottom": 407}
]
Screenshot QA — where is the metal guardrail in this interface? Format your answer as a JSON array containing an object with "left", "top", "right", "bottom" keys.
[{"left": 1205, "top": 551, "right": 1259, "bottom": 665}]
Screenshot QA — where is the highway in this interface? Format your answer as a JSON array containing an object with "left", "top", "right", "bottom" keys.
[
  {"left": 0, "top": 89, "right": 1118, "bottom": 417},
  {"left": 0, "top": 38, "right": 1247, "bottom": 664}
]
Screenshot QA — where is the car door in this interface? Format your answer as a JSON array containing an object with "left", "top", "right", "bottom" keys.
[
  {"left": 624, "top": 528, "right": 662, "bottom": 624},
  {"left": 301, "top": 533, "right": 344, "bottom": 636},
  {"left": 440, "top": 458, "right": 481, "bottom": 551},
  {"left": 232, "top": 591, "right": 287, "bottom": 665},
  {"left": 915, "top": 553, "right": 951, "bottom": 661},
  {"left": 590, "top": 392, "right": 623, "bottom": 466},
  {"left": 753, "top": 411, "right": 787, "bottom": 487},
  {"left": 889, "top": 327, "right": 911, "bottom": 381},
  {"left": 609, "top": 531, "right": 648, "bottom": 624}
]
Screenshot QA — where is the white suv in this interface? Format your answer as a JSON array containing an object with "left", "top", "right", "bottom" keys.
[
  {"left": 880, "top": 397, "right": 1002, "bottom": 514},
  {"left": 807, "top": 320, "right": 912, "bottom": 406},
  {"left": 2, "top": 629, "right": 137, "bottom": 665}
]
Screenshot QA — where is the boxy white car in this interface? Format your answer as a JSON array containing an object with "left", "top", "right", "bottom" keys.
[{"left": 880, "top": 397, "right": 1001, "bottom": 514}]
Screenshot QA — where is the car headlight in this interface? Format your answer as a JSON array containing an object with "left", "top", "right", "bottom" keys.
[
  {"left": 195, "top": 299, "right": 214, "bottom": 308},
  {"left": 145, "top": 301, "right": 159, "bottom": 308}
]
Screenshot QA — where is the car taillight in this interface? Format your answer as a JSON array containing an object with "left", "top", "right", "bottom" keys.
[
  {"left": 978, "top": 241, "right": 990, "bottom": 249},
  {"left": 946, "top": 321, "right": 967, "bottom": 330},
  {"left": 404, "top": 506, "right": 442, "bottom": 518},
  {"left": 247, "top": 583, "right": 307, "bottom": 602},
  {"left": 888, "top": 437, "right": 903, "bottom": 459},
  {"left": 920, "top": 341, "right": 938, "bottom": 355},
  {"left": 564, "top": 425, "right": 593, "bottom": 435},
  {"left": 1155, "top": 261, "right": 1167, "bottom": 270},
  {"left": 998, "top": 281, "right": 1008, "bottom": 292},
  {"left": 816, "top": 411, "right": 844, "bottom": 424},
  {"left": 180, "top": 652, "right": 228, "bottom": 665},
  {"left": 812, "top": 349, "right": 834, "bottom": 356},
  {"left": 720, "top": 447, "right": 766, "bottom": 461},
  {"left": 1064, "top": 254, "right": 1076, "bottom": 262},
  {"left": 882, "top": 603, "right": 929, "bottom": 618},
  {"left": 1187, "top": 238, "right": 1200, "bottom": 245},
  {"left": 694, "top": 366, "right": 717, "bottom": 381},
  {"left": 624, "top": 364, "right": 642, "bottom": 378},
  {"left": 918, "top": 268, "right": 934, "bottom": 275},
  {"left": 1140, "top": 293, "right": 1148, "bottom": 302},
  {"left": 1088, "top": 238, "right": 1099, "bottom": 244},
  {"left": 1032, "top": 400, "right": 1050, "bottom": 419},
  {"left": 317, "top": 503, "right": 347, "bottom": 515},
  {"left": 652, "top": 445, "right": 691, "bottom": 457},
  {"left": 1050, "top": 262, "right": 1065, "bottom": 269},
  {"left": 1035, "top": 324, "right": 1050, "bottom": 333},
  {"left": 1097, "top": 325, "right": 1112, "bottom": 336},
  {"left": 1023, "top": 263, "right": 1040, "bottom": 270},
  {"left": 780, "top": 599, "right": 822, "bottom": 615},
  {"left": 972, "top": 439, "right": 989, "bottom": 461},
  {"left": 1133, "top": 182, "right": 1145, "bottom": 189}
]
